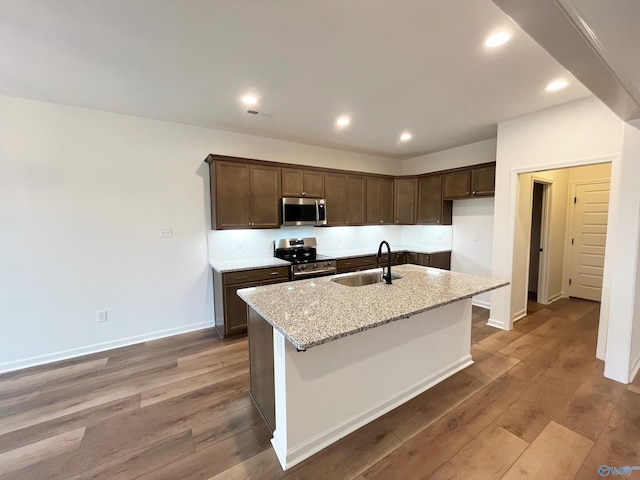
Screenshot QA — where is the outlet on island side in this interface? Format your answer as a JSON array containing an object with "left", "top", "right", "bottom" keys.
[
  {"left": 97, "top": 310, "right": 108, "bottom": 323},
  {"left": 160, "top": 227, "right": 172, "bottom": 238}
]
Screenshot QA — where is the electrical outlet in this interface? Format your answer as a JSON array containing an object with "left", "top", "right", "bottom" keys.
[
  {"left": 160, "top": 228, "right": 172, "bottom": 238},
  {"left": 97, "top": 310, "right": 108, "bottom": 323},
  {"left": 473, "top": 233, "right": 480, "bottom": 242}
]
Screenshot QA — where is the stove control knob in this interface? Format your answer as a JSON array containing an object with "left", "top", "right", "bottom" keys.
[
  {"left": 300, "top": 265, "right": 306, "bottom": 271},
  {"left": 313, "top": 263, "right": 318, "bottom": 269}
]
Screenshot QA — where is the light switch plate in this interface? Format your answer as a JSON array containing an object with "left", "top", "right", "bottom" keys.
[{"left": 160, "top": 228, "right": 172, "bottom": 238}]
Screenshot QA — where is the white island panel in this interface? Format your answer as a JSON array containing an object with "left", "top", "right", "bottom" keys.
[{"left": 270, "top": 299, "right": 473, "bottom": 470}]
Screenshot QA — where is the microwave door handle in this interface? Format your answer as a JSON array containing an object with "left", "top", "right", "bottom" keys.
[{"left": 316, "top": 201, "right": 320, "bottom": 224}]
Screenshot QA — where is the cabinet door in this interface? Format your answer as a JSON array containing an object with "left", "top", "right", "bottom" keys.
[
  {"left": 303, "top": 170, "right": 324, "bottom": 198},
  {"left": 394, "top": 178, "right": 417, "bottom": 224},
  {"left": 417, "top": 175, "right": 447, "bottom": 225},
  {"left": 419, "top": 253, "right": 431, "bottom": 267},
  {"left": 406, "top": 252, "right": 420, "bottom": 265},
  {"left": 366, "top": 177, "right": 381, "bottom": 224},
  {"left": 281, "top": 168, "right": 324, "bottom": 198},
  {"left": 215, "top": 161, "right": 250, "bottom": 229},
  {"left": 346, "top": 175, "right": 366, "bottom": 225},
  {"left": 281, "top": 168, "right": 303, "bottom": 197},
  {"left": 223, "top": 283, "right": 252, "bottom": 336},
  {"left": 429, "top": 252, "right": 451, "bottom": 270},
  {"left": 325, "top": 173, "right": 347, "bottom": 225},
  {"left": 471, "top": 166, "right": 495, "bottom": 197},
  {"left": 223, "top": 277, "right": 288, "bottom": 337},
  {"left": 249, "top": 165, "right": 280, "bottom": 228},
  {"left": 443, "top": 170, "right": 472, "bottom": 199},
  {"left": 380, "top": 178, "right": 394, "bottom": 224}
]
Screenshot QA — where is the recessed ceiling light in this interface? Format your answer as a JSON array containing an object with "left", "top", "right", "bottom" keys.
[
  {"left": 484, "top": 32, "right": 511, "bottom": 48},
  {"left": 241, "top": 95, "right": 258, "bottom": 105},
  {"left": 399, "top": 132, "right": 412, "bottom": 142},
  {"left": 544, "top": 79, "right": 569, "bottom": 92},
  {"left": 336, "top": 116, "right": 351, "bottom": 127}
]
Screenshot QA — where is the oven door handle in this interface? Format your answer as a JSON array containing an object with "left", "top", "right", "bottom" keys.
[{"left": 293, "top": 267, "right": 336, "bottom": 278}]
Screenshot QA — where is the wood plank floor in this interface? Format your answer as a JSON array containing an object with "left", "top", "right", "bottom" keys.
[{"left": 1, "top": 298, "right": 638, "bottom": 479}]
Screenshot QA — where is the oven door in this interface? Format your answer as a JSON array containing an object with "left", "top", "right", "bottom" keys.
[{"left": 291, "top": 267, "right": 337, "bottom": 280}]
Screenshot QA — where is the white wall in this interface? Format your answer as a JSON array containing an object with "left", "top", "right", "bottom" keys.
[
  {"left": 605, "top": 122, "right": 640, "bottom": 383},
  {"left": 490, "top": 96, "right": 630, "bottom": 381},
  {"left": 451, "top": 198, "right": 494, "bottom": 308},
  {"left": 402, "top": 138, "right": 496, "bottom": 175},
  {"left": 0, "top": 95, "right": 399, "bottom": 372}
]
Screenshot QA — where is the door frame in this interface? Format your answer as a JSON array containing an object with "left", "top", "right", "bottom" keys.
[{"left": 528, "top": 176, "right": 553, "bottom": 305}]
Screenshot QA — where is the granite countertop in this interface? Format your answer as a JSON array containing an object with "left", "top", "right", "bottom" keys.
[
  {"left": 211, "top": 257, "right": 291, "bottom": 273},
  {"left": 320, "top": 245, "right": 451, "bottom": 259},
  {"left": 237, "top": 264, "right": 508, "bottom": 351},
  {"left": 210, "top": 245, "right": 450, "bottom": 273}
]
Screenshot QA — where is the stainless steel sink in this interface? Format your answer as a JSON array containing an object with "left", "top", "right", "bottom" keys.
[{"left": 331, "top": 271, "right": 403, "bottom": 287}]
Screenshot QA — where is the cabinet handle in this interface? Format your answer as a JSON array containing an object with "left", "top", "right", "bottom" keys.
[
  {"left": 472, "top": 191, "right": 476, "bottom": 196},
  {"left": 302, "top": 191, "right": 306, "bottom": 196},
  {"left": 236, "top": 275, "right": 248, "bottom": 280},
  {"left": 344, "top": 262, "right": 352, "bottom": 265},
  {"left": 437, "top": 220, "right": 440, "bottom": 224},
  {"left": 270, "top": 271, "right": 279, "bottom": 276},
  {"left": 380, "top": 220, "right": 383, "bottom": 224},
  {"left": 346, "top": 220, "right": 349, "bottom": 224}
]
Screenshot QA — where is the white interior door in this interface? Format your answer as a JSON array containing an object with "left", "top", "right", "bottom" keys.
[{"left": 567, "top": 182, "right": 610, "bottom": 301}]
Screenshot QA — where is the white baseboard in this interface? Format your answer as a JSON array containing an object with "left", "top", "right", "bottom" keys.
[
  {"left": 487, "top": 318, "right": 506, "bottom": 329},
  {"left": 0, "top": 321, "right": 213, "bottom": 374},
  {"left": 512, "top": 309, "right": 527, "bottom": 323},
  {"left": 472, "top": 299, "right": 491, "bottom": 309},
  {"left": 274, "top": 355, "right": 474, "bottom": 471},
  {"left": 547, "top": 292, "right": 565, "bottom": 304},
  {"left": 630, "top": 353, "right": 640, "bottom": 384}
]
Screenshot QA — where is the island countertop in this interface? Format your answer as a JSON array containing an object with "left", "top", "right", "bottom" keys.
[{"left": 237, "top": 264, "right": 508, "bottom": 351}]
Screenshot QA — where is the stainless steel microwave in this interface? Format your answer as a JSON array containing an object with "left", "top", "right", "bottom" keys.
[{"left": 281, "top": 197, "right": 327, "bottom": 226}]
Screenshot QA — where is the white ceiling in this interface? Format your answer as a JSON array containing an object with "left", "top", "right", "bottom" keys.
[{"left": 0, "top": 0, "right": 596, "bottom": 159}]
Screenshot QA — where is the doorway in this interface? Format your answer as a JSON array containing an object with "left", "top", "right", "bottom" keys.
[{"left": 528, "top": 181, "right": 550, "bottom": 303}]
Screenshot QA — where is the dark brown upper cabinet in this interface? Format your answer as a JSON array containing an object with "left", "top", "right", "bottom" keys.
[
  {"left": 394, "top": 177, "right": 417, "bottom": 225},
  {"left": 471, "top": 165, "right": 496, "bottom": 197},
  {"left": 325, "top": 173, "right": 366, "bottom": 226},
  {"left": 281, "top": 168, "right": 324, "bottom": 198},
  {"left": 211, "top": 161, "right": 280, "bottom": 229},
  {"left": 417, "top": 174, "right": 452, "bottom": 225},
  {"left": 205, "top": 154, "right": 494, "bottom": 230},
  {"left": 366, "top": 176, "right": 394, "bottom": 225},
  {"left": 443, "top": 164, "right": 495, "bottom": 200}
]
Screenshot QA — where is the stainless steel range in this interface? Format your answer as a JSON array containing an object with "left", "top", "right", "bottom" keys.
[{"left": 274, "top": 237, "right": 337, "bottom": 280}]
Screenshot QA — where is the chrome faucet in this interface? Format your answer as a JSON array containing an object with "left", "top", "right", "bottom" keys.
[{"left": 377, "top": 240, "right": 393, "bottom": 284}]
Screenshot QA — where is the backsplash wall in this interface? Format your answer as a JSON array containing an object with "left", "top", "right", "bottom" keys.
[{"left": 207, "top": 225, "right": 452, "bottom": 263}]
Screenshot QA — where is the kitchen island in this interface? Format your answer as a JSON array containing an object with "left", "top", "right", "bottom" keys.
[{"left": 237, "top": 264, "right": 508, "bottom": 470}]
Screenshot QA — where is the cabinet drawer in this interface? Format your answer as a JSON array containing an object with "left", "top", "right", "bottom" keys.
[
  {"left": 223, "top": 266, "right": 290, "bottom": 286},
  {"left": 336, "top": 255, "right": 377, "bottom": 273}
]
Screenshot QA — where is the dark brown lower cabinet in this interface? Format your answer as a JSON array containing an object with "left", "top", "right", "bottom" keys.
[
  {"left": 336, "top": 255, "right": 377, "bottom": 273},
  {"left": 339, "top": 251, "right": 451, "bottom": 273},
  {"left": 248, "top": 307, "right": 275, "bottom": 432},
  {"left": 213, "top": 266, "right": 289, "bottom": 339},
  {"left": 405, "top": 251, "right": 451, "bottom": 270}
]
